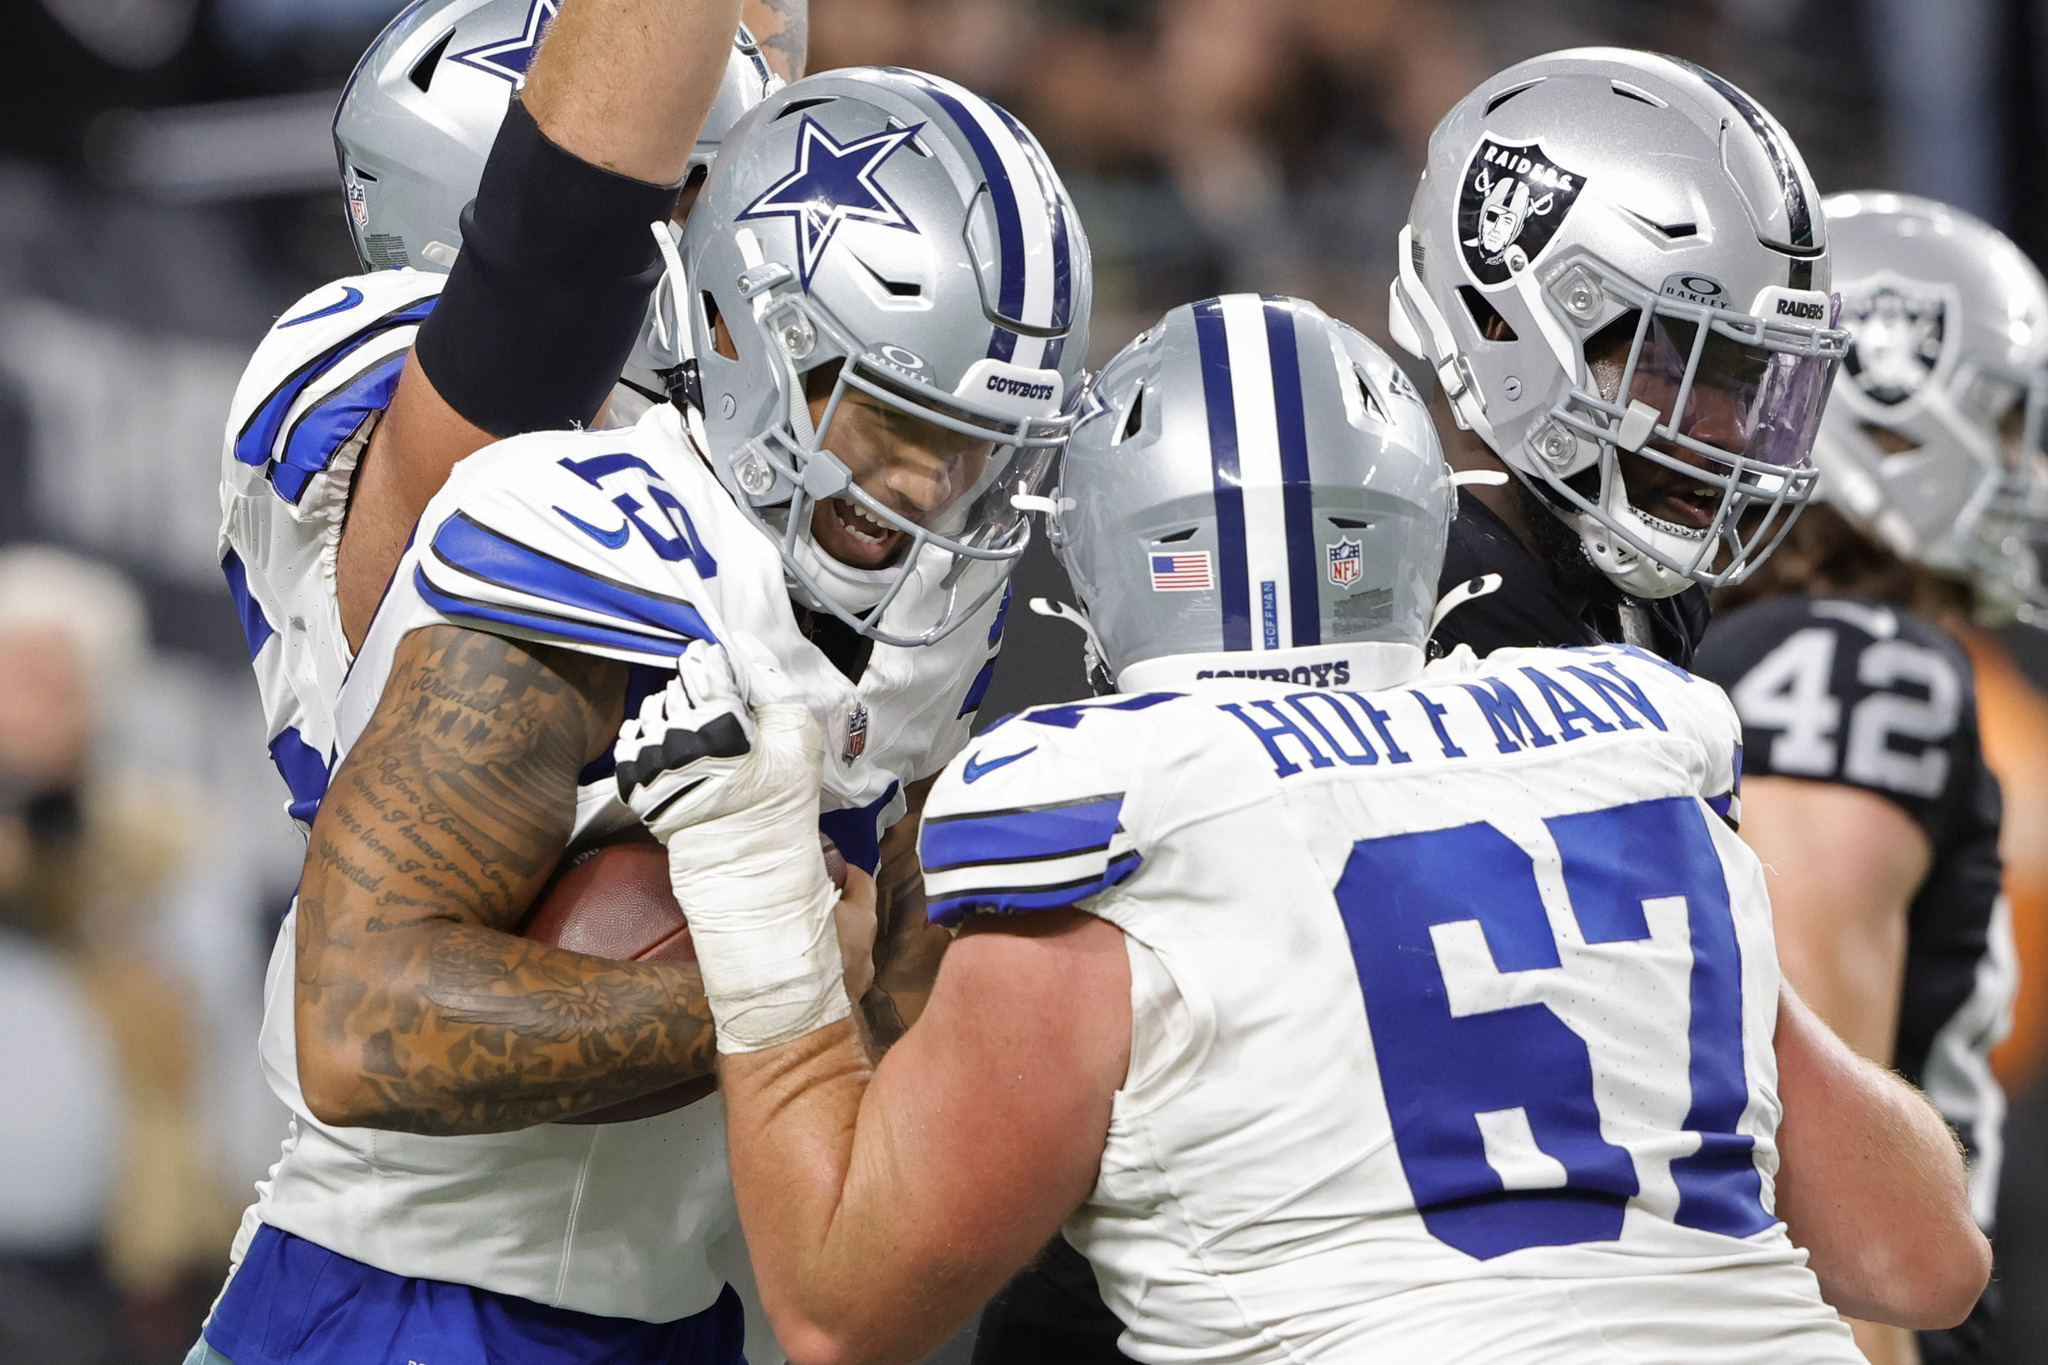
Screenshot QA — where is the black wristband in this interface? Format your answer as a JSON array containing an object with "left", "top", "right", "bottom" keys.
[{"left": 413, "top": 99, "right": 681, "bottom": 438}]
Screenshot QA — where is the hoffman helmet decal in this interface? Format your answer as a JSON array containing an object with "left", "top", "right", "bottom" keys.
[
  {"left": 1458, "top": 137, "right": 1587, "bottom": 286},
  {"left": 1842, "top": 275, "right": 1949, "bottom": 407}
]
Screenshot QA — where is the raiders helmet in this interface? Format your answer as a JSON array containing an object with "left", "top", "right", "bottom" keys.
[
  {"left": 1391, "top": 49, "right": 1849, "bottom": 598},
  {"left": 333, "top": 0, "right": 778, "bottom": 273},
  {"left": 1053, "top": 295, "right": 1449, "bottom": 692},
  {"left": 1817, "top": 192, "right": 2048, "bottom": 624},
  {"left": 682, "top": 68, "right": 1092, "bottom": 647}
]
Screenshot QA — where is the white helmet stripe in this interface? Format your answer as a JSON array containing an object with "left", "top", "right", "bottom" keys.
[{"left": 1217, "top": 293, "right": 1297, "bottom": 651}]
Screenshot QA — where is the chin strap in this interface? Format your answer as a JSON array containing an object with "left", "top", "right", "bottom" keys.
[
  {"left": 1428, "top": 573, "right": 1503, "bottom": 635},
  {"left": 1029, "top": 598, "right": 1113, "bottom": 692}
]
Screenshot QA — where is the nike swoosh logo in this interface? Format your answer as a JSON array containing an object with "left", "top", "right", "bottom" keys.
[
  {"left": 963, "top": 747, "right": 1036, "bottom": 782},
  {"left": 279, "top": 286, "right": 364, "bottom": 328},
  {"left": 555, "top": 506, "right": 631, "bottom": 549}
]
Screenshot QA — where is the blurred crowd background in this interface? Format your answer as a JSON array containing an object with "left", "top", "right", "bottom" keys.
[{"left": 5, "top": 0, "right": 2048, "bottom": 1361}]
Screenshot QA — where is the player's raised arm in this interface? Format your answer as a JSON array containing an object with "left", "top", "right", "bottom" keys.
[
  {"left": 336, "top": 0, "right": 747, "bottom": 646},
  {"left": 1772, "top": 984, "right": 1990, "bottom": 1328},
  {"left": 291, "top": 624, "right": 722, "bottom": 1132}
]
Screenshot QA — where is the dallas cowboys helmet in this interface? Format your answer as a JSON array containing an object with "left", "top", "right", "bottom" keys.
[
  {"left": 333, "top": 0, "right": 778, "bottom": 274},
  {"left": 1816, "top": 192, "right": 2048, "bottom": 624},
  {"left": 1391, "top": 49, "right": 1850, "bottom": 598},
  {"left": 1053, "top": 295, "right": 1449, "bottom": 693},
  {"left": 681, "top": 68, "right": 1092, "bottom": 647}
]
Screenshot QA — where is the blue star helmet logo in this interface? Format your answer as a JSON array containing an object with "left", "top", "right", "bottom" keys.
[
  {"left": 451, "top": 0, "right": 557, "bottom": 86},
  {"left": 737, "top": 117, "right": 924, "bottom": 292}
]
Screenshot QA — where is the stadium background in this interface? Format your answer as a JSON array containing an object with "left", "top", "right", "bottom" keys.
[{"left": 1, "top": 0, "right": 2045, "bottom": 1360}]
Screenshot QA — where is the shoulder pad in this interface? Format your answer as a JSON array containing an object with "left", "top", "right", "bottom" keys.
[
  {"left": 226, "top": 271, "right": 443, "bottom": 505},
  {"left": 412, "top": 429, "right": 724, "bottom": 667},
  {"left": 920, "top": 696, "right": 1179, "bottom": 926}
]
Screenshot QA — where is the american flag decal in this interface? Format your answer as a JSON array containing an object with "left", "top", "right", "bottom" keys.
[{"left": 1150, "top": 552, "right": 1213, "bottom": 592}]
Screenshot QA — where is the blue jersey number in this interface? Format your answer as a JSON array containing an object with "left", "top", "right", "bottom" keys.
[{"left": 1334, "top": 795, "right": 1771, "bottom": 1260}]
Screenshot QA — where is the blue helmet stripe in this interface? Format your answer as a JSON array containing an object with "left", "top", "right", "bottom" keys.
[
  {"left": 1193, "top": 299, "right": 1251, "bottom": 650},
  {"left": 991, "top": 103, "right": 1072, "bottom": 331},
  {"left": 1262, "top": 298, "right": 1320, "bottom": 647},
  {"left": 881, "top": 69, "right": 1028, "bottom": 358}
]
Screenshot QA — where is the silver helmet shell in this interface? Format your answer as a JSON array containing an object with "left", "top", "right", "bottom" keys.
[
  {"left": 1055, "top": 295, "right": 1449, "bottom": 692},
  {"left": 1390, "top": 48, "right": 1849, "bottom": 598},
  {"left": 333, "top": 0, "right": 778, "bottom": 273},
  {"left": 682, "top": 67, "right": 1092, "bottom": 647},
  {"left": 1817, "top": 192, "right": 2048, "bottom": 625}
]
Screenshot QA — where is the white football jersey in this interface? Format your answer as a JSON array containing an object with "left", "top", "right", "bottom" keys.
[
  {"left": 218, "top": 270, "right": 675, "bottom": 831},
  {"left": 920, "top": 645, "right": 1861, "bottom": 1364},
  {"left": 234, "top": 398, "right": 1003, "bottom": 1322}
]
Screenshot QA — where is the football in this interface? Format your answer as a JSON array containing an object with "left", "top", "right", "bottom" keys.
[{"left": 521, "top": 827, "right": 848, "bottom": 1123}]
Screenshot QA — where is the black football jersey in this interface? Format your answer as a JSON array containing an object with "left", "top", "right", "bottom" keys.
[
  {"left": 1430, "top": 490, "right": 1713, "bottom": 666},
  {"left": 1694, "top": 596, "right": 2010, "bottom": 1212}
]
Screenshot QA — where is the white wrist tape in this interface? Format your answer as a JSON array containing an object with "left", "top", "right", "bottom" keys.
[{"left": 657, "top": 702, "right": 850, "bottom": 1053}]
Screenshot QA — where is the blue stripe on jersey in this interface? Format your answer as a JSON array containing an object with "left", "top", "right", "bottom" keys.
[
  {"left": 921, "top": 792, "right": 1124, "bottom": 873},
  {"left": 1192, "top": 300, "right": 1250, "bottom": 650},
  {"left": 926, "top": 851, "right": 1141, "bottom": 927},
  {"left": 990, "top": 104, "right": 1072, "bottom": 331},
  {"left": 429, "top": 512, "right": 717, "bottom": 649},
  {"left": 415, "top": 568, "right": 690, "bottom": 659},
  {"left": 957, "top": 658, "right": 997, "bottom": 717},
  {"left": 881, "top": 69, "right": 1028, "bottom": 360},
  {"left": 819, "top": 780, "right": 900, "bottom": 877},
  {"left": 272, "top": 352, "right": 407, "bottom": 504},
  {"left": 1262, "top": 297, "right": 1320, "bottom": 648},
  {"left": 233, "top": 296, "right": 436, "bottom": 473},
  {"left": 267, "top": 727, "right": 329, "bottom": 825},
  {"left": 204, "top": 1224, "right": 745, "bottom": 1365},
  {"left": 220, "top": 549, "right": 275, "bottom": 659}
]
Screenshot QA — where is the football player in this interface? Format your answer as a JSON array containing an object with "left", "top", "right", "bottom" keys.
[
  {"left": 1389, "top": 49, "right": 1848, "bottom": 667},
  {"left": 1693, "top": 192, "right": 2040, "bottom": 1365},
  {"left": 201, "top": 56, "right": 1089, "bottom": 1365},
  {"left": 618, "top": 294, "right": 1987, "bottom": 1364}
]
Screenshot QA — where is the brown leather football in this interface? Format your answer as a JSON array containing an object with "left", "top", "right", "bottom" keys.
[{"left": 521, "top": 827, "right": 849, "bottom": 1124}]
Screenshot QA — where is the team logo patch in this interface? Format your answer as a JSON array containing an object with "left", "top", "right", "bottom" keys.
[
  {"left": 451, "top": 0, "right": 558, "bottom": 85},
  {"left": 842, "top": 702, "right": 869, "bottom": 764},
  {"left": 737, "top": 117, "right": 924, "bottom": 291},
  {"left": 345, "top": 175, "right": 369, "bottom": 229},
  {"left": 1458, "top": 137, "right": 1586, "bottom": 285},
  {"left": 1149, "top": 552, "right": 1212, "bottom": 591},
  {"left": 1842, "top": 276, "right": 1948, "bottom": 406},
  {"left": 1327, "top": 536, "right": 1363, "bottom": 587}
]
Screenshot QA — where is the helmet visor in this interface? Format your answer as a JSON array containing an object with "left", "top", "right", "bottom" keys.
[{"left": 1603, "top": 310, "right": 1839, "bottom": 473}]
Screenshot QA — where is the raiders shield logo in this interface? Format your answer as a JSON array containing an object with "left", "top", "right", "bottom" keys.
[
  {"left": 1842, "top": 276, "right": 1948, "bottom": 407},
  {"left": 1327, "top": 536, "right": 1363, "bottom": 587},
  {"left": 1458, "top": 138, "right": 1586, "bottom": 286}
]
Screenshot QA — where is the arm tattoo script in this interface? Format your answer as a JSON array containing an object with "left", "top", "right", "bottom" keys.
[
  {"left": 294, "top": 625, "right": 717, "bottom": 1134},
  {"left": 861, "top": 775, "right": 951, "bottom": 1048},
  {"left": 744, "top": 0, "right": 807, "bottom": 81}
]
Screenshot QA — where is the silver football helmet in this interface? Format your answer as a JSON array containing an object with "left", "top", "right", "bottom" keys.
[
  {"left": 1053, "top": 295, "right": 1449, "bottom": 693},
  {"left": 333, "top": 0, "right": 778, "bottom": 272},
  {"left": 681, "top": 68, "right": 1092, "bottom": 647},
  {"left": 1816, "top": 192, "right": 2048, "bottom": 625},
  {"left": 1391, "top": 48, "right": 1850, "bottom": 598}
]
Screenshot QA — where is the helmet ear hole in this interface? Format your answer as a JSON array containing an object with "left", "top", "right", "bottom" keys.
[
  {"left": 1457, "top": 286, "right": 1518, "bottom": 344},
  {"left": 409, "top": 31, "right": 454, "bottom": 92},
  {"left": 1116, "top": 387, "right": 1145, "bottom": 444}
]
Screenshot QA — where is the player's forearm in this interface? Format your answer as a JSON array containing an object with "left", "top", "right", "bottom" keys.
[
  {"left": 293, "top": 625, "right": 718, "bottom": 1133},
  {"left": 722, "top": 1022, "right": 965, "bottom": 1365},
  {"left": 862, "top": 776, "right": 950, "bottom": 1047},
  {"left": 521, "top": 0, "right": 747, "bottom": 186},
  {"left": 1773, "top": 988, "right": 1988, "bottom": 1328}
]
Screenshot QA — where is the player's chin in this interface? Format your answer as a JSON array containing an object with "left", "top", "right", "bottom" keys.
[{"left": 813, "top": 498, "right": 910, "bottom": 570}]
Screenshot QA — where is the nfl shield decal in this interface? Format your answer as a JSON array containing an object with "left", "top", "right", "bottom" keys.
[
  {"left": 1842, "top": 275, "right": 1949, "bottom": 407},
  {"left": 1458, "top": 138, "right": 1586, "bottom": 285},
  {"left": 345, "top": 175, "right": 369, "bottom": 229},
  {"left": 843, "top": 702, "right": 869, "bottom": 765},
  {"left": 1327, "top": 536, "right": 1363, "bottom": 587}
]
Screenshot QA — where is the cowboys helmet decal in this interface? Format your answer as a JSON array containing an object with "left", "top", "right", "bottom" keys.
[
  {"left": 1842, "top": 275, "right": 1949, "bottom": 407},
  {"left": 1457, "top": 137, "right": 1586, "bottom": 286}
]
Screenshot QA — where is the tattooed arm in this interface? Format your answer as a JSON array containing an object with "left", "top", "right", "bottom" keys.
[
  {"left": 743, "top": 0, "right": 806, "bottom": 81},
  {"left": 860, "top": 774, "right": 951, "bottom": 1049},
  {"left": 294, "top": 624, "right": 719, "bottom": 1135}
]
